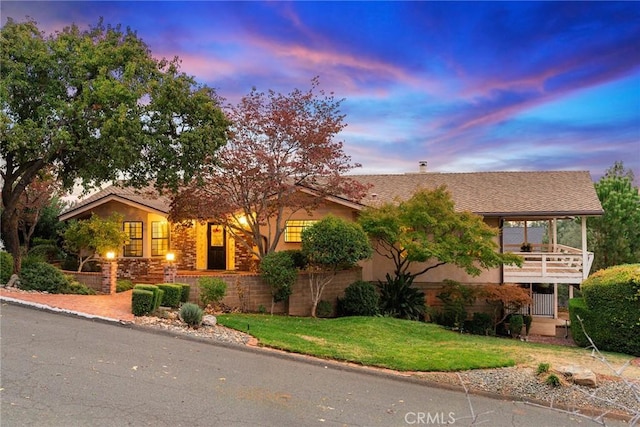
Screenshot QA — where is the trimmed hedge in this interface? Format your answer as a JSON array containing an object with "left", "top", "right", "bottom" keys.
[
  {"left": 133, "top": 284, "right": 164, "bottom": 312},
  {"left": 132, "top": 289, "right": 155, "bottom": 316},
  {"left": 157, "top": 283, "right": 182, "bottom": 308},
  {"left": 569, "top": 264, "right": 640, "bottom": 355},
  {"left": 178, "top": 283, "right": 190, "bottom": 303}
]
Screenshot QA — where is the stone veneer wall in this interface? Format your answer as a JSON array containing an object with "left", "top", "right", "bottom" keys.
[
  {"left": 171, "top": 224, "right": 197, "bottom": 270},
  {"left": 116, "top": 258, "right": 165, "bottom": 279}
]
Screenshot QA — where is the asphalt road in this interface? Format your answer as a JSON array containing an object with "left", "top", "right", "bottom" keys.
[{"left": 0, "top": 303, "right": 620, "bottom": 427}]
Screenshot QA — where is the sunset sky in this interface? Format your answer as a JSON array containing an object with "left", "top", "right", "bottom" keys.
[{"left": 3, "top": 1, "right": 639, "bottom": 180}]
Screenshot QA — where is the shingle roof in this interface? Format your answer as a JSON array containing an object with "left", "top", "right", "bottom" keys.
[
  {"left": 60, "top": 184, "right": 170, "bottom": 220},
  {"left": 352, "top": 171, "right": 603, "bottom": 217}
]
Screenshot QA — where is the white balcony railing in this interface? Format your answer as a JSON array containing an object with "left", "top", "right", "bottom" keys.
[{"left": 503, "top": 245, "right": 593, "bottom": 284}]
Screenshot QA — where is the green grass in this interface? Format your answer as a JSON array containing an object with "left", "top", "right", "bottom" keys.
[{"left": 218, "top": 314, "right": 521, "bottom": 371}]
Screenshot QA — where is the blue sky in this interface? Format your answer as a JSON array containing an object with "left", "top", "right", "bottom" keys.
[{"left": 3, "top": 1, "right": 639, "bottom": 180}]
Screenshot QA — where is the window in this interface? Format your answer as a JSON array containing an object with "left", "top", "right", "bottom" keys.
[
  {"left": 123, "top": 221, "right": 143, "bottom": 257},
  {"left": 151, "top": 221, "right": 170, "bottom": 256},
  {"left": 285, "top": 220, "right": 318, "bottom": 243}
]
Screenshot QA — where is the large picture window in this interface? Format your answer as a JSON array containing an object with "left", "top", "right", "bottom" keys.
[
  {"left": 123, "top": 221, "right": 143, "bottom": 257},
  {"left": 284, "top": 220, "right": 318, "bottom": 243},
  {"left": 151, "top": 221, "right": 169, "bottom": 256}
]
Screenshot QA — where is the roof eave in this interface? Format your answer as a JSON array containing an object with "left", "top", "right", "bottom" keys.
[
  {"left": 59, "top": 194, "right": 169, "bottom": 221},
  {"left": 479, "top": 210, "right": 604, "bottom": 218}
]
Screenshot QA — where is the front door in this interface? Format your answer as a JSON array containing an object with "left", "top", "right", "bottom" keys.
[{"left": 207, "top": 223, "right": 226, "bottom": 270}]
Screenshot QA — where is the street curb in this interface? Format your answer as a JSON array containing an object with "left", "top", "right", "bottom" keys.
[{"left": 1, "top": 297, "right": 632, "bottom": 424}]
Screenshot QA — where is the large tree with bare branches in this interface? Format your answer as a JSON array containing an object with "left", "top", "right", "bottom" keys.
[{"left": 170, "top": 78, "right": 368, "bottom": 259}]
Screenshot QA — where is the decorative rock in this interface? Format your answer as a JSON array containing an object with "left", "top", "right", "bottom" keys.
[
  {"left": 557, "top": 365, "right": 598, "bottom": 388},
  {"left": 202, "top": 315, "right": 217, "bottom": 327},
  {"left": 5, "top": 274, "right": 20, "bottom": 288}
]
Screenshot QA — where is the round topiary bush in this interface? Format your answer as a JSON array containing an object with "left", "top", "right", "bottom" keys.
[
  {"left": 570, "top": 264, "right": 640, "bottom": 356},
  {"left": 339, "top": 280, "right": 379, "bottom": 316},
  {"left": 20, "top": 262, "right": 69, "bottom": 293}
]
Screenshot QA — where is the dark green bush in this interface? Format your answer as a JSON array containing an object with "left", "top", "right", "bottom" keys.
[
  {"left": 198, "top": 277, "right": 227, "bottom": 307},
  {"left": 19, "top": 262, "right": 68, "bottom": 293},
  {"left": 59, "top": 279, "right": 96, "bottom": 295},
  {"left": 134, "top": 284, "right": 163, "bottom": 312},
  {"left": 177, "top": 283, "right": 190, "bottom": 303},
  {"left": 509, "top": 314, "right": 524, "bottom": 338},
  {"left": 469, "top": 312, "right": 493, "bottom": 336},
  {"left": 259, "top": 251, "right": 297, "bottom": 309},
  {"left": 180, "top": 302, "right": 203, "bottom": 328},
  {"left": 435, "top": 280, "right": 476, "bottom": 328},
  {"left": 569, "top": 264, "right": 640, "bottom": 355},
  {"left": 339, "top": 281, "right": 379, "bottom": 316},
  {"left": 316, "top": 300, "right": 334, "bottom": 318},
  {"left": 1, "top": 251, "right": 13, "bottom": 284},
  {"left": 378, "top": 273, "right": 426, "bottom": 321},
  {"left": 157, "top": 283, "right": 182, "bottom": 308},
  {"left": 116, "top": 279, "right": 134, "bottom": 293},
  {"left": 132, "top": 289, "right": 155, "bottom": 316},
  {"left": 281, "top": 249, "right": 308, "bottom": 269}
]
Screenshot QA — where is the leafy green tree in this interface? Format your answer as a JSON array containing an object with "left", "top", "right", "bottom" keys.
[
  {"left": 301, "top": 216, "right": 372, "bottom": 317},
  {"left": 358, "top": 186, "right": 522, "bottom": 283},
  {"left": 62, "top": 213, "right": 129, "bottom": 272},
  {"left": 1, "top": 18, "right": 228, "bottom": 274},
  {"left": 589, "top": 162, "right": 640, "bottom": 271},
  {"left": 259, "top": 251, "right": 298, "bottom": 315}
]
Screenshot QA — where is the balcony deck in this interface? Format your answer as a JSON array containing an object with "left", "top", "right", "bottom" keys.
[{"left": 503, "top": 244, "right": 593, "bottom": 284}]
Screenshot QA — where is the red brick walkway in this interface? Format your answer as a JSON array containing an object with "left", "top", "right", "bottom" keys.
[{"left": 0, "top": 288, "right": 134, "bottom": 322}]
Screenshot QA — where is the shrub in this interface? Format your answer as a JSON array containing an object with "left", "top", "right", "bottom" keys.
[
  {"left": 435, "top": 281, "right": 476, "bottom": 328},
  {"left": 378, "top": 273, "right": 425, "bottom": 321},
  {"left": 180, "top": 303, "right": 203, "bottom": 328},
  {"left": 545, "top": 373, "right": 561, "bottom": 387},
  {"left": 509, "top": 314, "right": 524, "bottom": 338},
  {"left": 479, "top": 284, "right": 532, "bottom": 334},
  {"left": 198, "top": 277, "right": 227, "bottom": 308},
  {"left": 536, "top": 362, "right": 550, "bottom": 375},
  {"left": 469, "top": 312, "right": 493, "bottom": 336},
  {"left": 316, "top": 300, "right": 334, "bottom": 318},
  {"left": 116, "top": 279, "right": 134, "bottom": 293},
  {"left": 19, "top": 262, "right": 68, "bottom": 293},
  {"left": 259, "top": 251, "right": 297, "bottom": 313},
  {"left": 1, "top": 251, "right": 13, "bottom": 284},
  {"left": 157, "top": 283, "right": 182, "bottom": 308},
  {"left": 134, "top": 284, "right": 163, "bottom": 312},
  {"left": 177, "top": 283, "right": 190, "bottom": 303},
  {"left": 339, "top": 281, "right": 379, "bottom": 316},
  {"left": 570, "top": 264, "right": 640, "bottom": 355},
  {"left": 132, "top": 289, "right": 155, "bottom": 316},
  {"left": 59, "top": 279, "right": 96, "bottom": 295}
]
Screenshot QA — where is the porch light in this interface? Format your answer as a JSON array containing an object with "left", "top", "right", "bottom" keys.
[
  {"left": 165, "top": 252, "right": 175, "bottom": 262},
  {"left": 105, "top": 251, "right": 116, "bottom": 260}
]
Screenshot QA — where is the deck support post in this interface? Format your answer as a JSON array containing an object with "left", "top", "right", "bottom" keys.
[{"left": 581, "top": 216, "right": 588, "bottom": 280}]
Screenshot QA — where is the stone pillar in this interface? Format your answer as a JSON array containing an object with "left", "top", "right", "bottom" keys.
[
  {"left": 163, "top": 264, "right": 176, "bottom": 283},
  {"left": 101, "top": 258, "right": 117, "bottom": 294}
]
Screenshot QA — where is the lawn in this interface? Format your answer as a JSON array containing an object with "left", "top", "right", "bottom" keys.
[{"left": 217, "top": 314, "right": 637, "bottom": 373}]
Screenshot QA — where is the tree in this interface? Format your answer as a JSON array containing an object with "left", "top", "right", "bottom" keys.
[
  {"left": 62, "top": 213, "right": 129, "bottom": 272},
  {"left": 1, "top": 18, "right": 228, "bottom": 274},
  {"left": 301, "top": 216, "right": 372, "bottom": 317},
  {"left": 16, "top": 170, "right": 61, "bottom": 253},
  {"left": 589, "top": 162, "right": 640, "bottom": 271},
  {"left": 169, "top": 78, "right": 368, "bottom": 259},
  {"left": 479, "top": 284, "right": 532, "bottom": 334},
  {"left": 259, "top": 251, "right": 298, "bottom": 315},
  {"left": 358, "top": 186, "right": 522, "bottom": 283}
]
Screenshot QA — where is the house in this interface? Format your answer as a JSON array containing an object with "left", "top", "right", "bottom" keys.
[{"left": 60, "top": 169, "right": 603, "bottom": 334}]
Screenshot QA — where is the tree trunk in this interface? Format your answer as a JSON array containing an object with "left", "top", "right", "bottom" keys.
[{"left": 1, "top": 209, "right": 22, "bottom": 274}]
